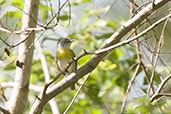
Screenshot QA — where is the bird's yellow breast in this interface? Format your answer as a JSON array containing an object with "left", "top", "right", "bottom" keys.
[{"left": 56, "top": 48, "right": 75, "bottom": 59}]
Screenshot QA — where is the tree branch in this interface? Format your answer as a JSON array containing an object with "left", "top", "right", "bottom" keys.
[
  {"left": 95, "top": 13, "right": 171, "bottom": 54},
  {"left": 148, "top": 18, "right": 169, "bottom": 94},
  {"left": 0, "top": 82, "right": 42, "bottom": 92},
  {"left": 0, "top": 83, "right": 8, "bottom": 103},
  {"left": 0, "top": 0, "right": 69, "bottom": 35},
  {"left": 63, "top": 73, "right": 91, "bottom": 114},
  {"left": 120, "top": 64, "right": 141, "bottom": 113},
  {"left": 150, "top": 74, "right": 171, "bottom": 102},
  {"left": 0, "top": 106, "right": 10, "bottom": 114}
]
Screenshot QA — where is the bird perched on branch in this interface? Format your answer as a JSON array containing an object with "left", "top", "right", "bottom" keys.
[{"left": 56, "top": 38, "right": 76, "bottom": 90}]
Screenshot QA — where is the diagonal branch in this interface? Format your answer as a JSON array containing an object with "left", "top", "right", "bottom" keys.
[
  {"left": 63, "top": 72, "right": 91, "bottom": 114},
  {"left": 147, "top": 18, "right": 169, "bottom": 94},
  {"left": 150, "top": 74, "right": 171, "bottom": 102},
  {"left": 120, "top": 64, "right": 141, "bottom": 113},
  {"left": 0, "top": 83, "right": 8, "bottom": 103},
  {"left": 95, "top": 13, "right": 171, "bottom": 54},
  {"left": 0, "top": 0, "right": 69, "bottom": 35},
  {"left": 0, "top": 106, "right": 10, "bottom": 114},
  {"left": 0, "top": 82, "right": 42, "bottom": 92}
]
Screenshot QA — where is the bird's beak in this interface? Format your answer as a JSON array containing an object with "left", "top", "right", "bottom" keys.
[{"left": 70, "top": 39, "right": 75, "bottom": 42}]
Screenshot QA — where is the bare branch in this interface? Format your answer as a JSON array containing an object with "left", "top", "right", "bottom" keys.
[
  {"left": 63, "top": 73, "right": 91, "bottom": 114},
  {"left": 148, "top": 18, "right": 169, "bottom": 94},
  {"left": 0, "top": 37, "right": 11, "bottom": 47},
  {"left": 45, "top": 0, "right": 69, "bottom": 27},
  {"left": 0, "top": 83, "right": 8, "bottom": 103},
  {"left": 130, "top": 0, "right": 153, "bottom": 94},
  {"left": 0, "top": 106, "right": 10, "bottom": 114},
  {"left": 150, "top": 74, "right": 171, "bottom": 102},
  {"left": 120, "top": 64, "right": 141, "bottom": 113},
  {"left": 0, "top": 82, "right": 42, "bottom": 92},
  {"left": 95, "top": 13, "right": 171, "bottom": 54},
  {"left": 0, "top": 0, "right": 69, "bottom": 35}
]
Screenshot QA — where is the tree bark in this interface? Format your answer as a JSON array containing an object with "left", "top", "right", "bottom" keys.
[{"left": 6, "top": 0, "right": 39, "bottom": 114}]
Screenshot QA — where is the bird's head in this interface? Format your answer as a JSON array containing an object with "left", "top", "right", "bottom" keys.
[{"left": 58, "top": 38, "right": 74, "bottom": 49}]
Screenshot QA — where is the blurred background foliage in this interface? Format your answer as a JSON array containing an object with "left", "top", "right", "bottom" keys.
[{"left": 0, "top": 0, "right": 171, "bottom": 114}]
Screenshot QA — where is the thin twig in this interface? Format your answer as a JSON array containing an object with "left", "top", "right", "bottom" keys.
[
  {"left": 67, "top": 0, "right": 71, "bottom": 27},
  {"left": 13, "top": 5, "right": 44, "bottom": 28},
  {"left": 46, "top": 0, "right": 69, "bottom": 27},
  {"left": 100, "top": 0, "right": 118, "bottom": 19},
  {"left": 48, "top": 0, "right": 54, "bottom": 18},
  {"left": 158, "top": 93, "right": 171, "bottom": 97},
  {"left": 11, "top": 31, "right": 33, "bottom": 48},
  {"left": 0, "top": 36, "right": 11, "bottom": 47},
  {"left": 148, "top": 19, "right": 169, "bottom": 95},
  {"left": 150, "top": 74, "right": 171, "bottom": 102},
  {"left": 95, "top": 13, "right": 171, "bottom": 54},
  {"left": 1, "top": 82, "right": 43, "bottom": 92},
  {"left": 133, "top": 1, "right": 151, "bottom": 17},
  {"left": 0, "top": 106, "right": 10, "bottom": 114},
  {"left": 120, "top": 64, "right": 141, "bottom": 113},
  {"left": 0, "top": 31, "right": 32, "bottom": 49},
  {"left": 63, "top": 72, "right": 91, "bottom": 114},
  {"left": 129, "top": 0, "right": 153, "bottom": 94},
  {"left": 0, "top": 83, "right": 8, "bottom": 102},
  {"left": 0, "top": 0, "right": 69, "bottom": 35}
]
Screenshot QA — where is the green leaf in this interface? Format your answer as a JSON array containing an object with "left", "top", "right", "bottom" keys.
[
  {"left": 108, "top": 48, "right": 123, "bottom": 61},
  {"left": 107, "top": 20, "right": 117, "bottom": 30},
  {"left": 78, "top": 55, "right": 91, "bottom": 67},
  {"left": 5, "top": 11, "right": 21, "bottom": 19},
  {"left": 4, "top": 63, "right": 15, "bottom": 70},
  {"left": 12, "top": 0, "right": 23, "bottom": 8},
  {"left": 91, "top": 108, "right": 102, "bottom": 114},
  {"left": 71, "top": 0, "right": 92, "bottom": 6},
  {"left": 0, "top": 0, "right": 5, "bottom": 5},
  {"left": 59, "top": 15, "right": 69, "bottom": 20},
  {"left": 79, "top": 99, "right": 88, "bottom": 106},
  {"left": 30, "top": 59, "right": 44, "bottom": 84},
  {"left": 96, "top": 33, "right": 113, "bottom": 39},
  {"left": 143, "top": 70, "right": 161, "bottom": 85},
  {"left": 112, "top": 75, "right": 120, "bottom": 85},
  {"left": 41, "top": 10, "right": 48, "bottom": 20},
  {"left": 39, "top": 3, "right": 52, "bottom": 10},
  {"left": 153, "top": 74, "right": 161, "bottom": 84},
  {"left": 98, "top": 60, "right": 117, "bottom": 71},
  {"left": 83, "top": 0, "right": 92, "bottom": 3}
]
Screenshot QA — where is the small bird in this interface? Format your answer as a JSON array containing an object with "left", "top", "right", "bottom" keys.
[{"left": 56, "top": 38, "right": 76, "bottom": 90}]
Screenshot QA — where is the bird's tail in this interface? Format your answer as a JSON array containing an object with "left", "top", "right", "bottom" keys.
[{"left": 70, "top": 84, "right": 75, "bottom": 90}]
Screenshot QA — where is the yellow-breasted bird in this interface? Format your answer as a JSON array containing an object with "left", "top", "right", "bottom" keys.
[{"left": 56, "top": 38, "right": 76, "bottom": 90}]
